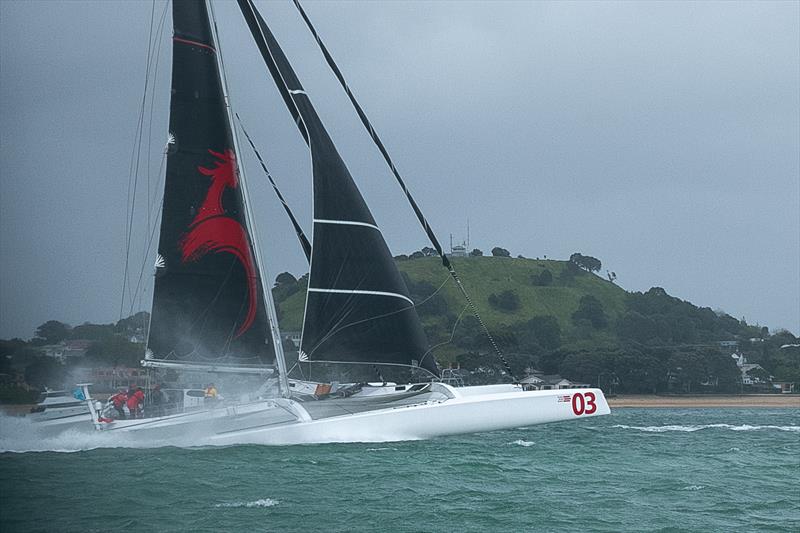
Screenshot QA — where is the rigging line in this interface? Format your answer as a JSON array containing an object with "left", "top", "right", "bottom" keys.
[
  {"left": 304, "top": 274, "right": 450, "bottom": 359},
  {"left": 235, "top": 113, "right": 312, "bottom": 261},
  {"left": 419, "top": 303, "right": 469, "bottom": 373},
  {"left": 291, "top": 0, "right": 517, "bottom": 381},
  {"left": 236, "top": 0, "right": 320, "bottom": 365},
  {"left": 127, "top": 145, "right": 168, "bottom": 317},
  {"left": 237, "top": 0, "right": 310, "bottom": 144},
  {"left": 121, "top": 0, "right": 158, "bottom": 320},
  {"left": 145, "top": 1, "right": 170, "bottom": 236}
]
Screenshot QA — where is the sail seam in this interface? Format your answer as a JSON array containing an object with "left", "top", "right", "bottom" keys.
[
  {"left": 307, "top": 287, "right": 413, "bottom": 305},
  {"left": 313, "top": 218, "right": 379, "bottom": 231}
]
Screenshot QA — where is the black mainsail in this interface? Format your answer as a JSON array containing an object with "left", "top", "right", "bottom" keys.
[
  {"left": 237, "top": 0, "right": 438, "bottom": 378},
  {"left": 147, "top": 0, "right": 274, "bottom": 366}
]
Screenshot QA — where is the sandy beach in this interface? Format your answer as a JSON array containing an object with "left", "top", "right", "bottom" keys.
[{"left": 608, "top": 394, "right": 800, "bottom": 408}]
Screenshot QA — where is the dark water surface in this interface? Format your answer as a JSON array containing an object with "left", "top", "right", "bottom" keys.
[{"left": 1, "top": 408, "right": 798, "bottom": 532}]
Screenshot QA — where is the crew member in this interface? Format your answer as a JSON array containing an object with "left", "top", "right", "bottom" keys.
[
  {"left": 127, "top": 387, "right": 145, "bottom": 418},
  {"left": 204, "top": 383, "right": 218, "bottom": 406},
  {"left": 109, "top": 390, "right": 128, "bottom": 419}
]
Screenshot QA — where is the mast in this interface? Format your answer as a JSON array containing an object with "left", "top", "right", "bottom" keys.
[{"left": 206, "top": 0, "right": 289, "bottom": 397}]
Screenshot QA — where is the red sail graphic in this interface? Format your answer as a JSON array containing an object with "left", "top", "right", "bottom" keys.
[{"left": 179, "top": 149, "right": 258, "bottom": 337}]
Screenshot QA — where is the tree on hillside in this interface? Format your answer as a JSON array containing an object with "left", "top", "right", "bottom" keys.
[
  {"left": 24, "top": 357, "right": 67, "bottom": 389},
  {"left": 85, "top": 336, "right": 145, "bottom": 367},
  {"left": 667, "top": 350, "right": 706, "bottom": 393},
  {"left": 491, "top": 247, "right": 511, "bottom": 257},
  {"left": 572, "top": 295, "right": 608, "bottom": 328},
  {"left": 71, "top": 322, "right": 115, "bottom": 341},
  {"left": 529, "top": 315, "right": 561, "bottom": 350},
  {"left": 421, "top": 246, "right": 437, "bottom": 257},
  {"left": 35, "top": 321, "right": 71, "bottom": 344},
  {"left": 404, "top": 278, "right": 448, "bottom": 317},
  {"left": 617, "top": 311, "right": 658, "bottom": 343},
  {"left": 409, "top": 251, "right": 424, "bottom": 259},
  {"left": 469, "top": 248, "right": 483, "bottom": 257},
  {"left": 559, "top": 350, "right": 606, "bottom": 386},
  {"left": 515, "top": 315, "right": 561, "bottom": 352},
  {"left": 115, "top": 311, "right": 149, "bottom": 335},
  {"left": 531, "top": 269, "right": 553, "bottom": 286},
  {"left": 488, "top": 290, "right": 520, "bottom": 312},
  {"left": 569, "top": 253, "right": 601, "bottom": 273},
  {"left": 275, "top": 272, "right": 297, "bottom": 287},
  {"left": 272, "top": 272, "right": 300, "bottom": 304}
]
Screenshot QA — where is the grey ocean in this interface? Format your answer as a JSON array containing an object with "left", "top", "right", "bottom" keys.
[{"left": 1, "top": 408, "right": 798, "bottom": 532}]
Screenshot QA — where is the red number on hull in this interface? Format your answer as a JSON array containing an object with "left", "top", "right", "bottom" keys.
[{"left": 571, "top": 392, "right": 598, "bottom": 416}]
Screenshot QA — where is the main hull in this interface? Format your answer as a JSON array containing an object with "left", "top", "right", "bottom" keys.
[
  {"left": 87, "top": 385, "right": 609, "bottom": 446},
  {"left": 211, "top": 386, "right": 609, "bottom": 445}
]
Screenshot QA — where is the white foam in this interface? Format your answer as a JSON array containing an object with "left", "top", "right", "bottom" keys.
[
  {"left": 0, "top": 414, "right": 173, "bottom": 453},
  {"left": 214, "top": 499, "right": 279, "bottom": 509},
  {"left": 679, "top": 485, "right": 705, "bottom": 491},
  {"left": 510, "top": 439, "right": 536, "bottom": 447},
  {"left": 612, "top": 424, "right": 800, "bottom": 433}
]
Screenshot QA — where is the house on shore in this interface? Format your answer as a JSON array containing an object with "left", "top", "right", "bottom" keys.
[{"left": 520, "top": 372, "right": 590, "bottom": 391}]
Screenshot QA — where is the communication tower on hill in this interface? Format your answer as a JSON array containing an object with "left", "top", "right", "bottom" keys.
[{"left": 450, "top": 219, "right": 470, "bottom": 257}]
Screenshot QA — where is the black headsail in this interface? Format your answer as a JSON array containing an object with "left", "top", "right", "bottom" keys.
[
  {"left": 237, "top": 0, "right": 438, "bottom": 378},
  {"left": 147, "top": 0, "right": 274, "bottom": 366}
]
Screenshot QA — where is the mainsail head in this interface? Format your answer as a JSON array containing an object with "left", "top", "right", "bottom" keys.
[{"left": 147, "top": 0, "right": 274, "bottom": 366}]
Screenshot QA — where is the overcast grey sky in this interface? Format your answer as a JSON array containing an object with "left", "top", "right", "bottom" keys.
[{"left": 1, "top": 0, "right": 798, "bottom": 339}]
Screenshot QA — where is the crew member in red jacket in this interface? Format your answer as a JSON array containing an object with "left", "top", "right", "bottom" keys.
[
  {"left": 109, "top": 390, "right": 128, "bottom": 419},
  {"left": 126, "top": 387, "right": 145, "bottom": 419}
]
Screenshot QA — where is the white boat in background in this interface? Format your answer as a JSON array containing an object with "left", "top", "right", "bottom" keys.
[
  {"left": 83, "top": 0, "right": 609, "bottom": 444},
  {"left": 28, "top": 388, "right": 92, "bottom": 431}
]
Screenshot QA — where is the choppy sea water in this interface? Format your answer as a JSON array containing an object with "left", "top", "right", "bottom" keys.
[{"left": 1, "top": 408, "right": 798, "bottom": 532}]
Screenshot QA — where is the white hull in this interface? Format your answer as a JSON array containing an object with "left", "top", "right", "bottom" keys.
[{"left": 87, "top": 385, "right": 609, "bottom": 445}]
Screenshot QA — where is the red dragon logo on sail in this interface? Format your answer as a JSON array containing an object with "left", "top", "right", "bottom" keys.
[{"left": 178, "top": 149, "right": 257, "bottom": 338}]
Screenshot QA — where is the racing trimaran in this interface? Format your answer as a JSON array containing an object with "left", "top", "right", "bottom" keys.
[{"left": 80, "top": 0, "right": 609, "bottom": 444}]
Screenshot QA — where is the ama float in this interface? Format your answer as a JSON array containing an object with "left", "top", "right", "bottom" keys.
[{"left": 80, "top": 0, "right": 609, "bottom": 445}]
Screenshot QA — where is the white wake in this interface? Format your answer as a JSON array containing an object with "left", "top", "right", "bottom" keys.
[{"left": 612, "top": 423, "right": 800, "bottom": 433}]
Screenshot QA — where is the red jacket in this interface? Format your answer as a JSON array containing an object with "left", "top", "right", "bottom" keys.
[
  {"left": 126, "top": 390, "right": 144, "bottom": 410},
  {"left": 111, "top": 392, "right": 127, "bottom": 408}
]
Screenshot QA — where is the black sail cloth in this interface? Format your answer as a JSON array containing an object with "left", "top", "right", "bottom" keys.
[
  {"left": 237, "top": 0, "right": 438, "bottom": 378},
  {"left": 147, "top": 0, "right": 274, "bottom": 365}
]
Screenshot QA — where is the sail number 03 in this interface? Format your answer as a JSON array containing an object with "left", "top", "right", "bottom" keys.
[{"left": 571, "top": 392, "right": 597, "bottom": 416}]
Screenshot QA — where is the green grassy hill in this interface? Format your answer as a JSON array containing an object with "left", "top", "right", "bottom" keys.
[
  {"left": 400, "top": 256, "right": 626, "bottom": 336},
  {"left": 271, "top": 254, "right": 800, "bottom": 392},
  {"left": 275, "top": 256, "right": 627, "bottom": 363}
]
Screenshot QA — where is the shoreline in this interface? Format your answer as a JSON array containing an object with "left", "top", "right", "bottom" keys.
[{"left": 607, "top": 394, "right": 800, "bottom": 408}]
